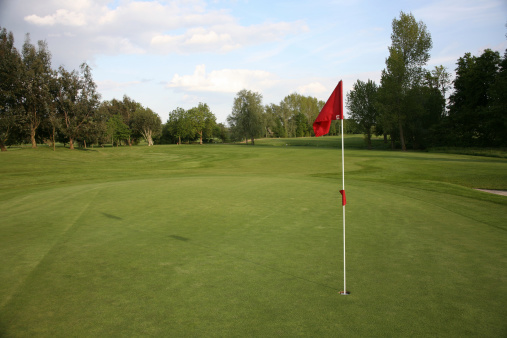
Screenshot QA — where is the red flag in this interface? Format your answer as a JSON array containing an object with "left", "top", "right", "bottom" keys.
[{"left": 313, "top": 80, "right": 343, "bottom": 137}]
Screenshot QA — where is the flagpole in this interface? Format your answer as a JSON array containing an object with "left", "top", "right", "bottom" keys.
[
  {"left": 340, "top": 117, "right": 349, "bottom": 295},
  {"left": 310, "top": 79, "right": 348, "bottom": 294}
]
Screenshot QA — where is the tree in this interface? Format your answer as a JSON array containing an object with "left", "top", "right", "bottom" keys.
[
  {"left": 264, "top": 103, "right": 286, "bottom": 138},
  {"left": 20, "top": 34, "right": 53, "bottom": 148},
  {"left": 187, "top": 102, "right": 215, "bottom": 144},
  {"left": 166, "top": 107, "right": 194, "bottom": 144},
  {"left": 119, "top": 95, "right": 139, "bottom": 146},
  {"left": 0, "top": 27, "right": 23, "bottom": 151},
  {"left": 56, "top": 63, "right": 100, "bottom": 149},
  {"left": 429, "top": 66, "right": 452, "bottom": 102},
  {"left": 107, "top": 115, "right": 130, "bottom": 146},
  {"left": 448, "top": 49, "right": 507, "bottom": 146},
  {"left": 214, "top": 123, "right": 229, "bottom": 143},
  {"left": 378, "top": 11, "right": 432, "bottom": 150},
  {"left": 227, "top": 89, "right": 264, "bottom": 145},
  {"left": 131, "top": 106, "right": 162, "bottom": 146},
  {"left": 487, "top": 49, "right": 507, "bottom": 146},
  {"left": 346, "top": 79, "right": 379, "bottom": 148}
]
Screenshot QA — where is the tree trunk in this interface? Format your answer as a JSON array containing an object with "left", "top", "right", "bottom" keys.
[
  {"left": 367, "top": 130, "right": 372, "bottom": 149},
  {"left": 383, "top": 133, "right": 388, "bottom": 143},
  {"left": 69, "top": 137, "right": 75, "bottom": 150},
  {"left": 0, "top": 140, "right": 7, "bottom": 152},
  {"left": 398, "top": 120, "right": 406, "bottom": 151},
  {"left": 84, "top": 139, "right": 87, "bottom": 149},
  {"left": 251, "top": 136, "right": 255, "bottom": 145},
  {"left": 30, "top": 125, "right": 37, "bottom": 148},
  {"left": 52, "top": 126, "right": 56, "bottom": 151},
  {"left": 199, "top": 131, "right": 203, "bottom": 145}
]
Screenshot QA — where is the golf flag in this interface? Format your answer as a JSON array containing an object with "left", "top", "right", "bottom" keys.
[
  {"left": 313, "top": 80, "right": 343, "bottom": 137},
  {"left": 314, "top": 80, "right": 349, "bottom": 294}
]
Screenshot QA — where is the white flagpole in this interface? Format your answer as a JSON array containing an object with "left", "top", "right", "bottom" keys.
[{"left": 340, "top": 117, "right": 349, "bottom": 295}]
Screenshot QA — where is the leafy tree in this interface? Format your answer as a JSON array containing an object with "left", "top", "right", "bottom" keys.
[
  {"left": 378, "top": 11, "right": 432, "bottom": 150},
  {"left": 20, "top": 34, "right": 53, "bottom": 148},
  {"left": 346, "top": 79, "right": 379, "bottom": 148},
  {"left": 187, "top": 102, "right": 215, "bottom": 144},
  {"left": 403, "top": 84, "right": 444, "bottom": 148},
  {"left": 107, "top": 114, "right": 130, "bottom": 146},
  {"left": 487, "top": 49, "right": 507, "bottom": 146},
  {"left": 0, "top": 27, "right": 23, "bottom": 151},
  {"left": 227, "top": 89, "right": 264, "bottom": 145},
  {"left": 56, "top": 63, "right": 100, "bottom": 149},
  {"left": 343, "top": 119, "right": 362, "bottom": 134},
  {"left": 214, "top": 123, "right": 229, "bottom": 143},
  {"left": 448, "top": 49, "right": 507, "bottom": 146},
  {"left": 428, "top": 66, "right": 452, "bottom": 103},
  {"left": 131, "top": 106, "right": 162, "bottom": 146},
  {"left": 119, "top": 95, "right": 139, "bottom": 146},
  {"left": 293, "top": 112, "right": 310, "bottom": 137},
  {"left": 264, "top": 103, "right": 286, "bottom": 138},
  {"left": 166, "top": 107, "right": 194, "bottom": 144}
]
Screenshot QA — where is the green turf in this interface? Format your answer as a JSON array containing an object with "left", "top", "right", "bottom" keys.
[{"left": 1, "top": 136, "right": 506, "bottom": 336}]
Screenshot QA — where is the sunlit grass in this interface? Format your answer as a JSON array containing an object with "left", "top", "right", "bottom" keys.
[{"left": 0, "top": 139, "right": 506, "bottom": 336}]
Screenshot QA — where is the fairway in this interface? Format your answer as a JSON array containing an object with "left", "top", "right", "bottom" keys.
[{"left": 1, "top": 137, "right": 506, "bottom": 336}]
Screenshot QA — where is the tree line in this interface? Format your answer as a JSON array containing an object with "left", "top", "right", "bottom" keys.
[
  {"left": 0, "top": 24, "right": 332, "bottom": 150},
  {"left": 0, "top": 26, "right": 165, "bottom": 151},
  {"left": 347, "top": 12, "right": 507, "bottom": 150},
  {"left": 3, "top": 12, "right": 504, "bottom": 151}
]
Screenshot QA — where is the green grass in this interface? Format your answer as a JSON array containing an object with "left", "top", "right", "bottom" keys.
[{"left": 1, "top": 136, "right": 506, "bottom": 336}]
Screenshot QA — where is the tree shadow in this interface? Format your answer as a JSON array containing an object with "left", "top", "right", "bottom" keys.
[
  {"left": 169, "top": 235, "right": 190, "bottom": 242},
  {"left": 100, "top": 212, "right": 123, "bottom": 220}
]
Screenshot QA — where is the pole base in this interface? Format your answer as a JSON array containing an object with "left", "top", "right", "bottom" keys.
[{"left": 339, "top": 291, "right": 350, "bottom": 295}]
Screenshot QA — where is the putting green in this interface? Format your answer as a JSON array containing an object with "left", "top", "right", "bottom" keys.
[{"left": 1, "top": 169, "right": 506, "bottom": 336}]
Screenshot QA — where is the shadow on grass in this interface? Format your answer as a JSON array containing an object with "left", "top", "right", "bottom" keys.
[
  {"left": 100, "top": 212, "right": 123, "bottom": 220},
  {"left": 169, "top": 234, "right": 339, "bottom": 291}
]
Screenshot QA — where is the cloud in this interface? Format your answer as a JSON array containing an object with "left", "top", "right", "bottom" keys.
[
  {"left": 151, "top": 20, "right": 308, "bottom": 53},
  {"left": 151, "top": 28, "right": 241, "bottom": 53},
  {"left": 18, "top": 0, "right": 307, "bottom": 58},
  {"left": 297, "top": 82, "right": 328, "bottom": 96},
  {"left": 25, "top": 9, "right": 87, "bottom": 26},
  {"left": 168, "top": 64, "right": 277, "bottom": 93}
]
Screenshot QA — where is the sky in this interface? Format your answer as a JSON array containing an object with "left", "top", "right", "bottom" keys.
[{"left": 1, "top": 0, "right": 506, "bottom": 124}]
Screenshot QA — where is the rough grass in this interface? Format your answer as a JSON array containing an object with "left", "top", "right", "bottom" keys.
[{"left": 1, "top": 136, "right": 506, "bottom": 336}]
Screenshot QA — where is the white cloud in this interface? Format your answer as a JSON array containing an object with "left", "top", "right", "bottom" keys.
[
  {"left": 151, "top": 28, "right": 242, "bottom": 53},
  {"left": 19, "top": 0, "right": 307, "bottom": 57},
  {"left": 93, "top": 36, "right": 145, "bottom": 54},
  {"left": 151, "top": 20, "right": 307, "bottom": 54},
  {"left": 25, "top": 9, "right": 87, "bottom": 26},
  {"left": 168, "top": 64, "right": 277, "bottom": 93},
  {"left": 297, "top": 82, "right": 328, "bottom": 96}
]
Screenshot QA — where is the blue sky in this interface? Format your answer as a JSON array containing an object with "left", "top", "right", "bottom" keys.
[{"left": 1, "top": 0, "right": 506, "bottom": 123}]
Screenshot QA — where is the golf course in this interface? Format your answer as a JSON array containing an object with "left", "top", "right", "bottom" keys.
[{"left": 1, "top": 136, "right": 506, "bottom": 337}]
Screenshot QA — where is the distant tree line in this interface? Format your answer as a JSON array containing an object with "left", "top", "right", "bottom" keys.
[
  {"left": 346, "top": 12, "right": 507, "bottom": 150},
  {"left": 224, "top": 90, "right": 328, "bottom": 145},
  {"left": 0, "top": 24, "right": 332, "bottom": 150},
  {"left": 160, "top": 103, "right": 217, "bottom": 144},
  {"left": 4, "top": 13, "right": 504, "bottom": 151},
  {"left": 0, "top": 26, "right": 162, "bottom": 151}
]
